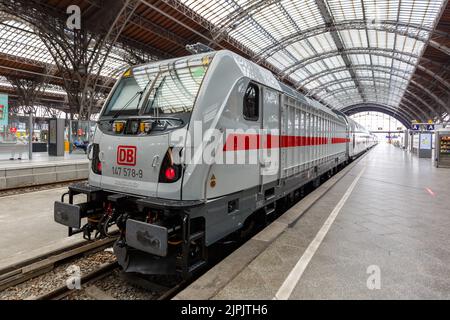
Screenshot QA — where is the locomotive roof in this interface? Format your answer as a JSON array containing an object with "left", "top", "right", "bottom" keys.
[
  {"left": 129, "top": 50, "right": 346, "bottom": 121},
  {"left": 215, "top": 50, "right": 343, "bottom": 120}
]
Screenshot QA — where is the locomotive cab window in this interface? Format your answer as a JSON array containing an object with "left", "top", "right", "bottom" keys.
[{"left": 243, "top": 83, "right": 259, "bottom": 121}]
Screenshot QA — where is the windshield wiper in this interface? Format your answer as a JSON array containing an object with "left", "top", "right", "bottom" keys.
[
  {"left": 147, "top": 76, "right": 167, "bottom": 120},
  {"left": 111, "top": 90, "right": 143, "bottom": 120},
  {"left": 135, "top": 77, "right": 154, "bottom": 112}
]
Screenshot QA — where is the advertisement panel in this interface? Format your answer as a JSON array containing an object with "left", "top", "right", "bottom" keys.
[
  {"left": 420, "top": 133, "right": 432, "bottom": 150},
  {"left": 0, "top": 94, "right": 8, "bottom": 130}
]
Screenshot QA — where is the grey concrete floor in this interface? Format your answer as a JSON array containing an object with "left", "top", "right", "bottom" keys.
[
  {"left": 0, "top": 152, "right": 88, "bottom": 169},
  {"left": 213, "top": 144, "right": 450, "bottom": 299},
  {"left": 0, "top": 188, "right": 84, "bottom": 269}
]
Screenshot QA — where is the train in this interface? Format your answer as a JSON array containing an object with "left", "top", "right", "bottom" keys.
[{"left": 54, "top": 50, "right": 377, "bottom": 277}]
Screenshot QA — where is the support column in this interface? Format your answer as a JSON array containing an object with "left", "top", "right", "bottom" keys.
[{"left": 28, "top": 112, "right": 33, "bottom": 160}]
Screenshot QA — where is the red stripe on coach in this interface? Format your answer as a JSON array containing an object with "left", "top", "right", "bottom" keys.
[{"left": 223, "top": 134, "right": 349, "bottom": 151}]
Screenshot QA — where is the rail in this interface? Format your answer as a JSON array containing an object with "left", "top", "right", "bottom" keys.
[{"left": 0, "top": 235, "right": 118, "bottom": 291}]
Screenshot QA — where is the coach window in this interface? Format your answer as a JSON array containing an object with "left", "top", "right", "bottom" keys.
[{"left": 243, "top": 83, "right": 259, "bottom": 121}]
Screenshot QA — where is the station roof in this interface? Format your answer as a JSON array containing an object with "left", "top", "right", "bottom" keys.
[
  {"left": 0, "top": 0, "right": 449, "bottom": 124},
  {"left": 180, "top": 0, "right": 449, "bottom": 123}
]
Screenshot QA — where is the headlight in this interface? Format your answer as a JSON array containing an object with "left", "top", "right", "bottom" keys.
[{"left": 114, "top": 121, "right": 125, "bottom": 134}]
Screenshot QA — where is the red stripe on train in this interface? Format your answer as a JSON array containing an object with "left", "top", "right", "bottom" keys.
[{"left": 223, "top": 134, "right": 350, "bottom": 151}]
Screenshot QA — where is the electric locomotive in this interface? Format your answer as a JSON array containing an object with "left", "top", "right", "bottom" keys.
[{"left": 54, "top": 50, "right": 377, "bottom": 277}]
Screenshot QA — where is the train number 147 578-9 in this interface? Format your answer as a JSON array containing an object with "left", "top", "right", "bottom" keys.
[{"left": 112, "top": 166, "right": 144, "bottom": 179}]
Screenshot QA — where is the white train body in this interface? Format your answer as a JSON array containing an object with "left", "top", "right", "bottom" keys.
[{"left": 55, "top": 50, "right": 376, "bottom": 276}]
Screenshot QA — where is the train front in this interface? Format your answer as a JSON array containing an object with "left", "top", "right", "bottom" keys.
[{"left": 54, "top": 53, "right": 215, "bottom": 277}]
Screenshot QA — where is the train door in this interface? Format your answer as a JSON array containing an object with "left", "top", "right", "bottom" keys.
[
  {"left": 345, "top": 122, "right": 350, "bottom": 159},
  {"left": 260, "top": 87, "right": 280, "bottom": 187}
]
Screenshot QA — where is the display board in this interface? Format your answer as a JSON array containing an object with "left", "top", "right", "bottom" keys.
[
  {"left": 0, "top": 94, "right": 8, "bottom": 129},
  {"left": 48, "top": 119, "right": 65, "bottom": 156},
  {"left": 420, "top": 134, "right": 432, "bottom": 150}
]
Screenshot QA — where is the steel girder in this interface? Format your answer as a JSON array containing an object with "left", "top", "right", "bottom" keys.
[
  {"left": 0, "top": 0, "right": 159, "bottom": 118},
  {"left": 256, "top": 19, "right": 450, "bottom": 63},
  {"left": 0, "top": 64, "right": 113, "bottom": 91},
  {"left": 275, "top": 47, "right": 449, "bottom": 119},
  {"left": 336, "top": 96, "right": 425, "bottom": 123},
  {"left": 328, "top": 90, "right": 426, "bottom": 123},
  {"left": 1, "top": 0, "right": 140, "bottom": 119},
  {"left": 220, "top": 0, "right": 300, "bottom": 64},
  {"left": 321, "top": 84, "right": 434, "bottom": 121},
  {"left": 341, "top": 104, "right": 412, "bottom": 129},
  {"left": 323, "top": 83, "right": 435, "bottom": 118},
  {"left": 309, "top": 75, "right": 410, "bottom": 96},
  {"left": 314, "top": 0, "right": 366, "bottom": 102},
  {"left": 212, "top": 0, "right": 280, "bottom": 39},
  {"left": 301, "top": 64, "right": 450, "bottom": 92},
  {"left": 308, "top": 71, "right": 450, "bottom": 117},
  {"left": 84, "top": 0, "right": 186, "bottom": 56},
  {"left": 155, "top": 0, "right": 287, "bottom": 79},
  {"left": 76, "top": 0, "right": 141, "bottom": 118},
  {"left": 280, "top": 47, "right": 420, "bottom": 78}
]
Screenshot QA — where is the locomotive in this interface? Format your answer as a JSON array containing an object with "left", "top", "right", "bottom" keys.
[{"left": 54, "top": 50, "right": 377, "bottom": 277}]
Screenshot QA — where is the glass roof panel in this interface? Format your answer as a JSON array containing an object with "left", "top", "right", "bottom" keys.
[
  {"left": 326, "top": 0, "right": 365, "bottom": 22},
  {"left": 182, "top": 1, "right": 446, "bottom": 110},
  {"left": 0, "top": 20, "right": 53, "bottom": 65},
  {"left": 287, "top": 41, "right": 318, "bottom": 61},
  {"left": 339, "top": 29, "right": 368, "bottom": 48},
  {"left": 356, "top": 69, "right": 373, "bottom": 78},
  {"left": 0, "top": 20, "right": 130, "bottom": 79},
  {"left": 305, "top": 80, "right": 322, "bottom": 90},
  {"left": 307, "top": 33, "right": 338, "bottom": 53},
  {"left": 318, "top": 70, "right": 353, "bottom": 84},
  {"left": 301, "top": 56, "right": 345, "bottom": 77},
  {"left": 355, "top": 53, "right": 373, "bottom": 66},
  {"left": 281, "top": 1, "right": 326, "bottom": 29},
  {"left": 0, "top": 76, "right": 67, "bottom": 96}
]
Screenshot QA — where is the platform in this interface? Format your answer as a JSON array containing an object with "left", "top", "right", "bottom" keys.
[
  {"left": 0, "top": 187, "right": 85, "bottom": 269},
  {"left": 0, "top": 153, "right": 89, "bottom": 190},
  {"left": 175, "top": 144, "right": 450, "bottom": 300}
]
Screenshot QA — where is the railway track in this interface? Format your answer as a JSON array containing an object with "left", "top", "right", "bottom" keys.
[
  {"left": 30, "top": 262, "right": 189, "bottom": 300},
  {"left": 0, "top": 179, "right": 86, "bottom": 198},
  {"left": 34, "top": 262, "right": 120, "bottom": 300},
  {"left": 0, "top": 232, "right": 189, "bottom": 300},
  {"left": 0, "top": 235, "right": 118, "bottom": 292}
]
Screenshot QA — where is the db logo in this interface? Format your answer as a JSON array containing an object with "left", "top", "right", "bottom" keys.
[{"left": 117, "top": 146, "right": 137, "bottom": 166}]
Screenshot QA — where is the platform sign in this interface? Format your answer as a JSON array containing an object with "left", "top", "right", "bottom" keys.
[
  {"left": 0, "top": 94, "right": 8, "bottom": 130},
  {"left": 426, "top": 124, "right": 435, "bottom": 131},
  {"left": 412, "top": 124, "right": 420, "bottom": 131}
]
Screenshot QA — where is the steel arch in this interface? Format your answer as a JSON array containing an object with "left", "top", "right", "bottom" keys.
[
  {"left": 301, "top": 64, "right": 450, "bottom": 92},
  {"left": 313, "top": 73, "right": 450, "bottom": 117},
  {"left": 322, "top": 85, "right": 435, "bottom": 121},
  {"left": 328, "top": 93, "right": 425, "bottom": 123},
  {"left": 308, "top": 71, "right": 450, "bottom": 116},
  {"left": 341, "top": 103, "right": 413, "bottom": 128},
  {"left": 256, "top": 19, "right": 449, "bottom": 62},
  {"left": 327, "top": 90, "right": 434, "bottom": 122},
  {"left": 280, "top": 48, "right": 420, "bottom": 78}
]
